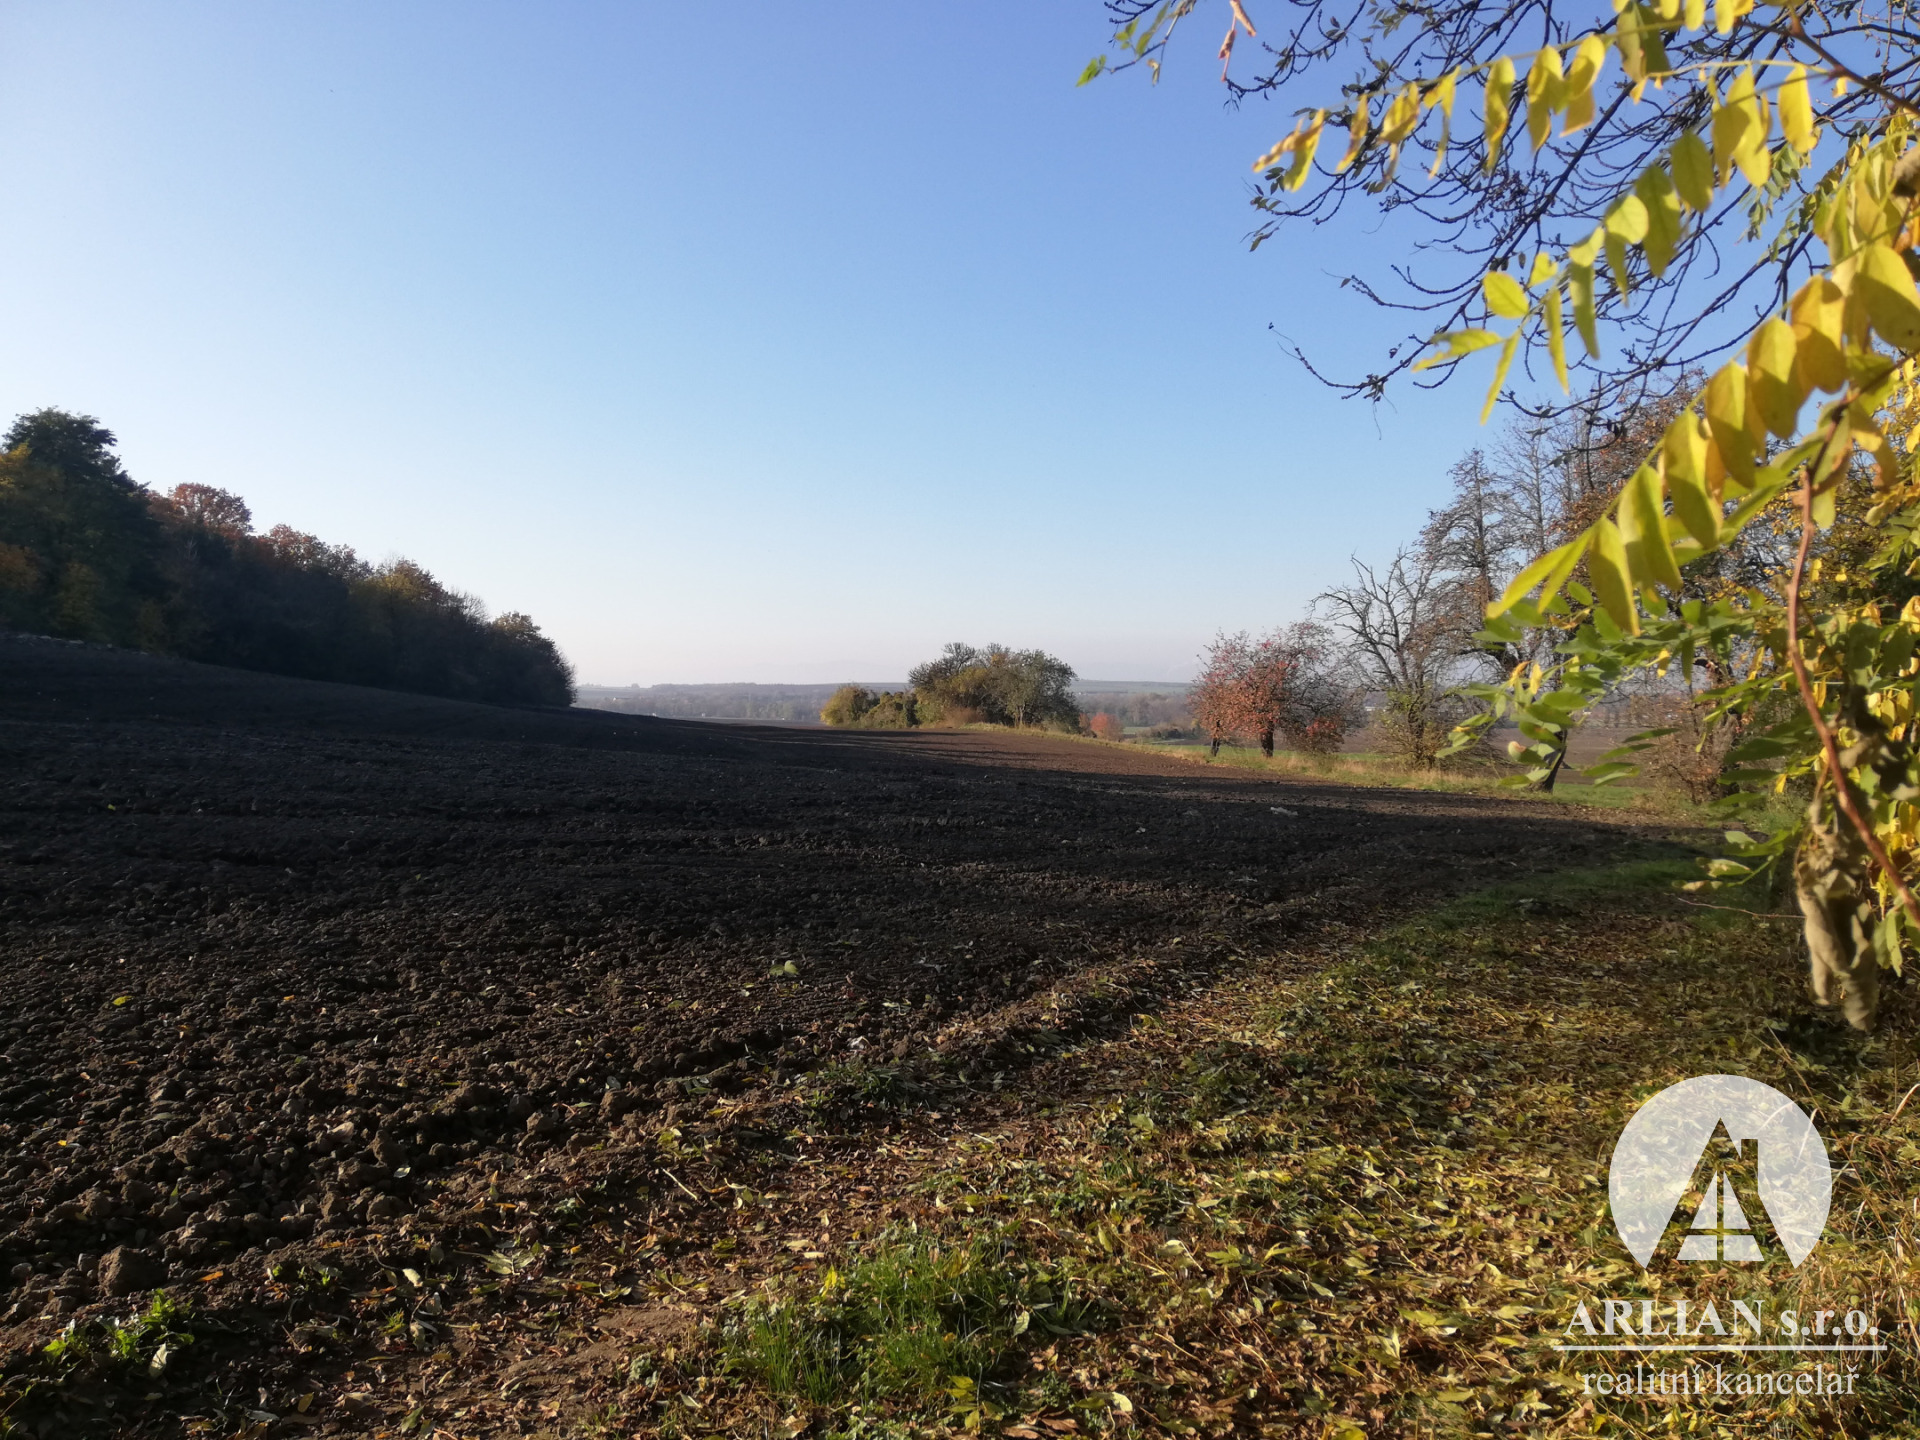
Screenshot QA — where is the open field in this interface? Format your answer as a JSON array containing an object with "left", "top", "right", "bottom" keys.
[{"left": 6, "top": 634, "right": 1912, "bottom": 1437}]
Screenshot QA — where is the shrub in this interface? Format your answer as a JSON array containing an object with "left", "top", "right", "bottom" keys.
[
  {"left": 1088, "top": 712, "right": 1125, "bottom": 742},
  {"left": 821, "top": 685, "right": 876, "bottom": 726},
  {"left": 820, "top": 687, "right": 917, "bottom": 728}
]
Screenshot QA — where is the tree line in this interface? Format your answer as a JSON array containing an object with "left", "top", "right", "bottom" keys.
[{"left": 0, "top": 409, "right": 574, "bottom": 706}]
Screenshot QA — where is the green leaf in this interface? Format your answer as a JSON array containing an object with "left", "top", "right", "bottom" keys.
[{"left": 1076, "top": 56, "right": 1108, "bottom": 86}]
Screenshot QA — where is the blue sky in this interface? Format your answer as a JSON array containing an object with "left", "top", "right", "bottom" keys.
[{"left": 0, "top": 3, "right": 1498, "bottom": 684}]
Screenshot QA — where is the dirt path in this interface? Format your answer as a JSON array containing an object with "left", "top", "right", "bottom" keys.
[{"left": 0, "top": 635, "right": 1679, "bottom": 1434}]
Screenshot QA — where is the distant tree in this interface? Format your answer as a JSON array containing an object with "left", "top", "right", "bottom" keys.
[
  {"left": 259, "top": 524, "right": 365, "bottom": 578},
  {"left": 909, "top": 642, "right": 1077, "bottom": 728},
  {"left": 1088, "top": 711, "right": 1126, "bottom": 742},
  {"left": 0, "top": 408, "right": 165, "bottom": 645},
  {"left": 3, "top": 410, "right": 135, "bottom": 492},
  {"left": 162, "top": 484, "right": 253, "bottom": 538},
  {"left": 1189, "top": 632, "right": 1250, "bottom": 757},
  {"left": 1318, "top": 550, "right": 1480, "bottom": 770},
  {"left": 822, "top": 685, "right": 877, "bottom": 726}
]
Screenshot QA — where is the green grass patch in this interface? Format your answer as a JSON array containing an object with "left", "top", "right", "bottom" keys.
[{"left": 722, "top": 1230, "right": 1097, "bottom": 1415}]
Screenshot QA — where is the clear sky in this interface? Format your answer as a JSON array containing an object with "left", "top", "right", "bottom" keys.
[{"left": 0, "top": 3, "right": 1500, "bottom": 685}]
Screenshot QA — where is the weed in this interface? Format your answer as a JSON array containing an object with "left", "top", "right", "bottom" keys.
[
  {"left": 802, "top": 1063, "right": 926, "bottom": 1116},
  {"left": 42, "top": 1291, "right": 195, "bottom": 1380},
  {"left": 723, "top": 1231, "right": 1091, "bottom": 1409}
]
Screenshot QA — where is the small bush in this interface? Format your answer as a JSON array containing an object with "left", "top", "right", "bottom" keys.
[
  {"left": 821, "top": 686, "right": 917, "bottom": 728},
  {"left": 1087, "top": 712, "right": 1125, "bottom": 742}
]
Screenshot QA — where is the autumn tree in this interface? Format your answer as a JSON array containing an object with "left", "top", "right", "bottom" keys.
[
  {"left": 1189, "top": 631, "right": 1251, "bottom": 756},
  {"left": 162, "top": 484, "right": 253, "bottom": 538}
]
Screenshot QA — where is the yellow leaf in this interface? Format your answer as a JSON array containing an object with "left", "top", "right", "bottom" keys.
[
  {"left": 1779, "top": 65, "right": 1816, "bottom": 152},
  {"left": 1571, "top": 259, "right": 1599, "bottom": 358},
  {"left": 1683, "top": 0, "right": 1706, "bottom": 28},
  {"left": 1711, "top": 72, "right": 1760, "bottom": 186},
  {"left": 1716, "top": 0, "right": 1754, "bottom": 34},
  {"left": 1527, "top": 46, "right": 1565, "bottom": 150},
  {"left": 1634, "top": 168, "right": 1681, "bottom": 277},
  {"left": 1482, "top": 329, "right": 1520, "bottom": 421},
  {"left": 1589, "top": 517, "right": 1639, "bottom": 631},
  {"left": 1620, "top": 464, "right": 1683, "bottom": 592},
  {"left": 1854, "top": 422, "right": 1903, "bottom": 492},
  {"left": 1603, "top": 195, "right": 1647, "bottom": 296},
  {"left": 1483, "top": 57, "right": 1515, "bottom": 170},
  {"left": 1707, "top": 362, "right": 1757, "bottom": 485},
  {"left": 1483, "top": 270, "right": 1530, "bottom": 319},
  {"left": 1412, "top": 327, "right": 1502, "bottom": 371},
  {"left": 1857, "top": 241, "right": 1920, "bottom": 352},
  {"left": 1670, "top": 131, "right": 1714, "bottom": 211},
  {"left": 1544, "top": 283, "right": 1569, "bottom": 391},
  {"left": 1427, "top": 74, "right": 1456, "bottom": 175},
  {"left": 1379, "top": 83, "right": 1422, "bottom": 145},
  {"left": 1528, "top": 249, "right": 1557, "bottom": 287},
  {"left": 1790, "top": 276, "right": 1848, "bottom": 392},
  {"left": 1494, "top": 537, "right": 1586, "bottom": 615},
  {"left": 1562, "top": 34, "right": 1608, "bottom": 136},
  {"left": 1745, "top": 316, "right": 1803, "bottom": 437},
  {"left": 1663, "top": 422, "right": 1720, "bottom": 547},
  {"left": 1606, "top": 194, "right": 1649, "bottom": 245},
  {"left": 1254, "top": 112, "right": 1322, "bottom": 177},
  {"left": 1336, "top": 94, "right": 1371, "bottom": 173}
]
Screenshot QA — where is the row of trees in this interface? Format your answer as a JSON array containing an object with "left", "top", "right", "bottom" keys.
[
  {"left": 1182, "top": 383, "right": 1743, "bottom": 770},
  {"left": 821, "top": 643, "right": 1080, "bottom": 730},
  {"left": 0, "top": 409, "right": 574, "bottom": 706}
]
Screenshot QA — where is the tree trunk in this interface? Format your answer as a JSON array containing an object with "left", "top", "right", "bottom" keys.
[
  {"left": 1209, "top": 737, "right": 1221, "bottom": 757},
  {"left": 1794, "top": 805, "right": 1881, "bottom": 1031},
  {"left": 1260, "top": 728, "right": 1274, "bottom": 759}
]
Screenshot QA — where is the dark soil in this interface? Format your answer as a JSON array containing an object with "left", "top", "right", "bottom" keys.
[{"left": 0, "top": 633, "right": 1673, "bottom": 1434}]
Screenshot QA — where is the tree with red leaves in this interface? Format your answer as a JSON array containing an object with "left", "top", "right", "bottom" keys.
[
  {"left": 1190, "top": 632, "right": 1251, "bottom": 758},
  {"left": 1192, "top": 625, "right": 1358, "bottom": 759}
]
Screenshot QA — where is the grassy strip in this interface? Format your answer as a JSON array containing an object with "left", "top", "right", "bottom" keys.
[
  {"left": 1128, "top": 738, "right": 1689, "bottom": 813},
  {"left": 713, "top": 861, "right": 1919, "bottom": 1438}
]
